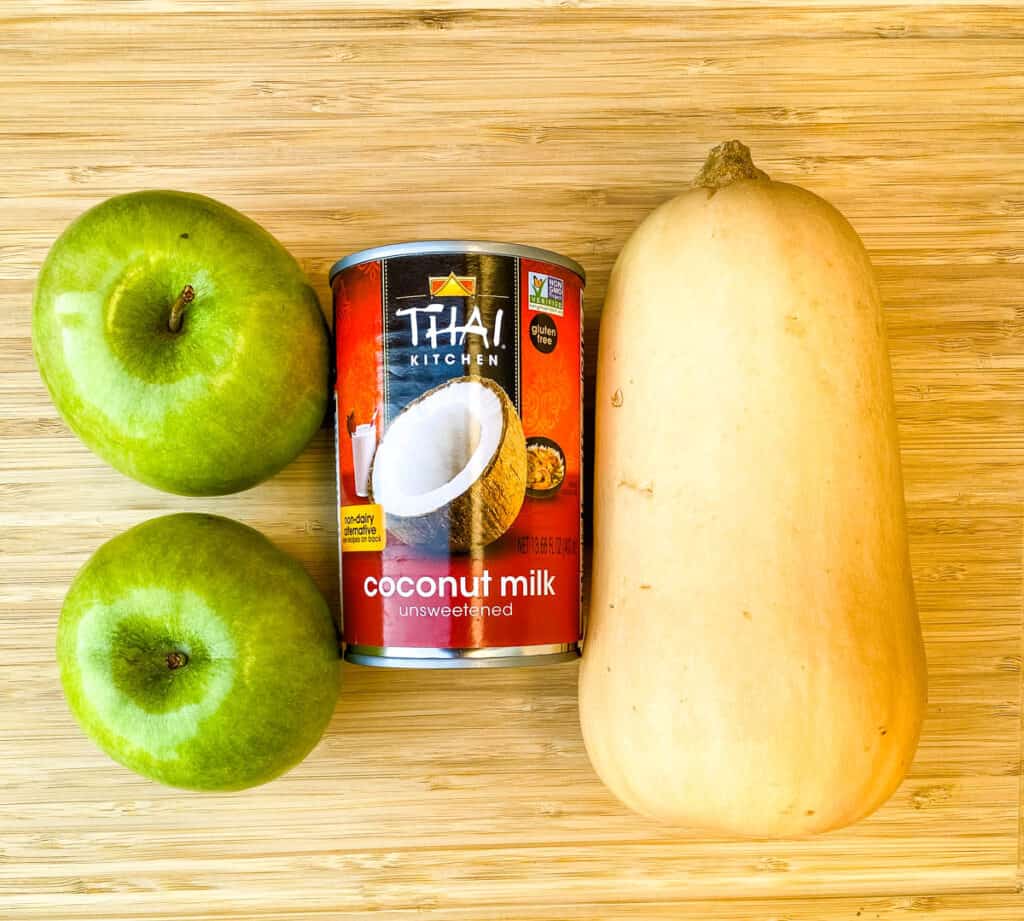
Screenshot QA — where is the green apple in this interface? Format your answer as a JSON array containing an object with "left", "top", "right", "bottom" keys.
[
  {"left": 33, "top": 190, "right": 328, "bottom": 496},
  {"left": 57, "top": 513, "right": 340, "bottom": 791}
]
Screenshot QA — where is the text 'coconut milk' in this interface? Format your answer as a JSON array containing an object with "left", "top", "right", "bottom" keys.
[{"left": 329, "top": 241, "right": 584, "bottom": 667}]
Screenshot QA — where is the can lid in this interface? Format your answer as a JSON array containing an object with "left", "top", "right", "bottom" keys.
[{"left": 329, "top": 240, "right": 586, "bottom": 285}]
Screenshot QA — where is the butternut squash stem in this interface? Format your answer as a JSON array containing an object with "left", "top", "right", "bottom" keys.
[{"left": 694, "top": 140, "right": 769, "bottom": 190}]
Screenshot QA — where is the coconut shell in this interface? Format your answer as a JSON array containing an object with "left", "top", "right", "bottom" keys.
[{"left": 370, "top": 376, "right": 527, "bottom": 552}]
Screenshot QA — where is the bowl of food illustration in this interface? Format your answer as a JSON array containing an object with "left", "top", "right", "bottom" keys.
[{"left": 525, "top": 436, "right": 566, "bottom": 499}]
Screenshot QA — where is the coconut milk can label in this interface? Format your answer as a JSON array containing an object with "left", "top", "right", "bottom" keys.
[
  {"left": 381, "top": 254, "right": 519, "bottom": 424},
  {"left": 333, "top": 250, "right": 582, "bottom": 654},
  {"left": 341, "top": 504, "right": 386, "bottom": 552},
  {"left": 528, "top": 313, "right": 558, "bottom": 353},
  {"left": 527, "top": 271, "right": 564, "bottom": 316}
]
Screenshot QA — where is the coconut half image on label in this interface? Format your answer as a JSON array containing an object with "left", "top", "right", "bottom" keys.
[
  {"left": 370, "top": 376, "right": 527, "bottom": 552},
  {"left": 331, "top": 241, "right": 585, "bottom": 668}
]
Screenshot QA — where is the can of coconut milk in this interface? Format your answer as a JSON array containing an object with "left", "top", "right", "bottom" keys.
[{"left": 330, "top": 241, "right": 584, "bottom": 668}]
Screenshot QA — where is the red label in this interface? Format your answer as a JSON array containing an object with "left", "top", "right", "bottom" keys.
[{"left": 333, "top": 250, "right": 582, "bottom": 653}]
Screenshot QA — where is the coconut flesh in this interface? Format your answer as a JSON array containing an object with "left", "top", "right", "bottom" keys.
[{"left": 370, "top": 376, "right": 527, "bottom": 551}]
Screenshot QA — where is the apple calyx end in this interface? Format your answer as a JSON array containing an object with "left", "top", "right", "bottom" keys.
[
  {"left": 166, "top": 651, "right": 189, "bottom": 670},
  {"left": 167, "top": 285, "right": 196, "bottom": 334}
]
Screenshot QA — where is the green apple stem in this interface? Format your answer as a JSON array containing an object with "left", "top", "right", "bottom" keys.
[
  {"left": 166, "top": 651, "right": 189, "bottom": 670},
  {"left": 167, "top": 285, "right": 196, "bottom": 333}
]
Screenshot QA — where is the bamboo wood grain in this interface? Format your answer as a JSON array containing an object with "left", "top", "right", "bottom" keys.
[{"left": 1, "top": 3, "right": 1022, "bottom": 919}]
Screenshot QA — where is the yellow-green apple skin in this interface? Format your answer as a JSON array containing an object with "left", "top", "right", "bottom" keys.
[
  {"left": 33, "top": 190, "right": 328, "bottom": 496},
  {"left": 57, "top": 514, "right": 340, "bottom": 791}
]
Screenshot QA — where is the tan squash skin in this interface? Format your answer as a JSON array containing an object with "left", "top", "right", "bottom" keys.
[{"left": 579, "top": 142, "right": 927, "bottom": 838}]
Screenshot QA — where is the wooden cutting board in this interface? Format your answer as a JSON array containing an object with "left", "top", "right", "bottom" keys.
[{"left": 1, "top": 3, "right": 1022, "bottom": 919}]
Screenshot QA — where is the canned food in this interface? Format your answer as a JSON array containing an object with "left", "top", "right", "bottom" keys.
[{"left": 330, "top": 241, "right": 584, "bottom": 668}]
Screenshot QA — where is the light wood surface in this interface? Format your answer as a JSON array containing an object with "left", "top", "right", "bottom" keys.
[{"left": 1, "top": 3, "right": 1022, "bottom": 919}]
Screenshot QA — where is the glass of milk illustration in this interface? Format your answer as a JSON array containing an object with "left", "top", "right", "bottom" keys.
[{"left": 351, "top": 423, "right": 377, "bottom": 498}]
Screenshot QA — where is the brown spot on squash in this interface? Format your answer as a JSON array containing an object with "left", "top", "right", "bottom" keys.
[
  {"left": 611, "top": 388, "right": 623, "bottom": 407},
  {"left": 784, "top": 314, "right": 805, "bottom": 337},
  {"left": 742, "top": 610, "right": 752, "bottom": 620}
]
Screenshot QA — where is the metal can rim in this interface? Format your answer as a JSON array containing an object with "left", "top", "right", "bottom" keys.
[
  {"left": 329, "top": 240, "right": 586, "bottom": 286},
  {"left": 344, "top": 643, "right": 580, "bottom": 669}
]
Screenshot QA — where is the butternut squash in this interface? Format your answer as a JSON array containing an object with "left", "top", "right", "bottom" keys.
[{"left": 580, "top": 141, "right": 927, "bottom": 838}]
